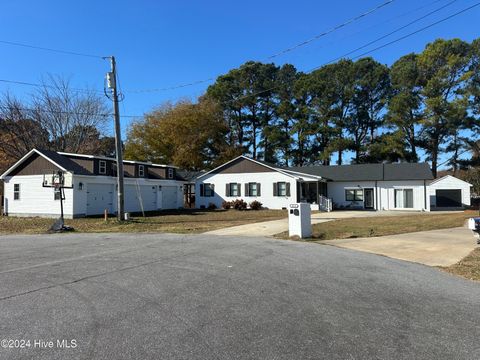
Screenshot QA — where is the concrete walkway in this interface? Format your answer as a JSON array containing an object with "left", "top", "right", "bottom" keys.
[
  {"left": 322, "top": 227, "right": 477, "bottom": 266},
  {"left": 205, "top": 210, "right": 443, "bottom": 237}
]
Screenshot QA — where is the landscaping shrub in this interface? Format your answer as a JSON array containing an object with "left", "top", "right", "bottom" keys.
[
  {"left": 222, "top": 201, "right": 232, "bottom": 210},
  {"left": 207, "top": 202, "right": 217, "bottom": 210},
  {"left": 249, "top": 200, "right": 263, "bottom": 210},
  {"left": 232, "top": 199, "right": 247, "bottom": 210}
]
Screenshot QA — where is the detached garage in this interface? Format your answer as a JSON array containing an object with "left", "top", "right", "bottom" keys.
[{"left": 429, "top": 175, "right": 472, "bottom": 210}]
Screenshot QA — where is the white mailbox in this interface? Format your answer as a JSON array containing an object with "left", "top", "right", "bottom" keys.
[
  {"left": 467, "top": 217, "right": 480, "bottom": 244},
  {"left": 288, "top": 203, "right": 312, "bottom": 238}
]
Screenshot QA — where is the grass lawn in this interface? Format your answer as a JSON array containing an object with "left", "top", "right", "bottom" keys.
[
  {"left": 0, "top": 209, "right": 287, "bottom": 235},
  {"left": 276, "top": 210, "right": 477, "bottom": 241},
  {"left": 441, "top": 248, "right": 480, "bottom": 281}
]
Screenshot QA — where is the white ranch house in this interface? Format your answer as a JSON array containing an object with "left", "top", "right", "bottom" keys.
[{"left": 195, "top": 156, "right": 472, "bottom": 212}]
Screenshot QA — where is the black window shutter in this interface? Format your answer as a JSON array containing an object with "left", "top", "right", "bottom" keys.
[
  {"left": 200, "top": 184, "right": 204, "bottom": 197},
  {"left": 237, "top": 183, "right": 241, "bottom": 197},
  {"left": 273, "top": 182, "right": 278, "bottom": 196},
  {"left": 226, "top": 183, "right": 231, "bottom": 197},
  {"left": 245, "top": 183, "right": 249, "bottom": 197},
  {"left": 286, "top": 182, "right": 291, "bottom": 197},
  {"left": 257, "top": 183, "right": 261, "bottom": 196},
  {"left": 210, "top": 184, "right": 215, "bottom": 197}
]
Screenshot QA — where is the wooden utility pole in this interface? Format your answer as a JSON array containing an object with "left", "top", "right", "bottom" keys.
[{"left": 106, "top": 56, "right": 125, "bottom": 221}]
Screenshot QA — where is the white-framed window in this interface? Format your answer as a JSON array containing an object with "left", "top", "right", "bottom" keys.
[
  {"left": 13, "top": 184, "right": 20, "bottom": 200},
  {"left": 54, "top": 188, "right": 62, "bottom": 201},
  {"left": 203, "top": 183, "right": 214, "bottom": 197},
  {"left": 394, "top": 188, "right": 414, "bottom": 209},
  {"left": 138, "top": 165, "right": 145, "bottom": 177},
  {"left": 99, "top": 160, "right": 107, "bottom": 175},
  {"left": 345, "top": 189, "right": 363, "bottom": 201},
  {"left": 277, "top": 182, "right": 287, "bottom": 196},
  {"left": 248, "top": 182, "right": 258, "bottom": 197},
  {"left": 168, "top": 168, "right": 174, "bottom": 179}
]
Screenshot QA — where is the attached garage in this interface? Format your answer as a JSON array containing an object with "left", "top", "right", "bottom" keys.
[
  {"left": 429, "top": 175, "right": 472, "bottom": 210},
  {"left": 86, "top": 184, "right": 114, "bottom": 215}
]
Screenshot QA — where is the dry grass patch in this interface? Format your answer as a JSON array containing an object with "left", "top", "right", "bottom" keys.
[
  {"left": 0, "top": 209, "right": 287, "bottom": 235},
  {"left": 441, "top": 247, "right": 480, "bottom": 281},
  {"left": 276, "top": 211, "right": 476, "bottom": 240}
]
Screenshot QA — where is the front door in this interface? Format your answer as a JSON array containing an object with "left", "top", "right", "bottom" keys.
[{"left": 364, "top": 188, "right": 374, "bottom": 209}]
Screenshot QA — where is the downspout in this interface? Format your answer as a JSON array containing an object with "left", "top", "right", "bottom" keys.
[
  {"left": 375, "top": 180, "right": 378, "bottom": 211},
  {"left": 424, "top": 180, "right": 427, "bottom": 211}
]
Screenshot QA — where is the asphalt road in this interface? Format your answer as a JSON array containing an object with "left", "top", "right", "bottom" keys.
[{"left": 0, "top": 232, "right": 479, "bottom": 360}]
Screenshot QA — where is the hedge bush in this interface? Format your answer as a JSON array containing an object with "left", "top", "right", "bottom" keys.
[
  {"left": 249, "top": 200, "right": 263, "bottom": 210},
  {"left": 232, "top": 199, "right": 248, "bottom": 210},
  {"left": 222, "top": 201, "right": 232, "bottom": 209}
]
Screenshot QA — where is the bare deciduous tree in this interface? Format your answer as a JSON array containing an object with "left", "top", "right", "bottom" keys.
[{"left": 0, "top": 75, "right": 110, "bottom": 164}]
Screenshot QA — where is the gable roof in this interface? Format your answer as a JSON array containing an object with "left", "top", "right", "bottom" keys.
[
  {"left": 0, "top": 149, "right": 68, "bottom": 179},
  {"left": 430, "top": 174, "right": 472, "bottom": 186},
  {"left": 196, "top": 155, "right": 307, "bottom": 180},
  {"left": 36, "top": 149, "right": 92, "bottom": 175},
  {"left": 0, "top": 148, "right": 177, "bottom": 179},
  {"left": 287, "top": 162, "right": 433, "bottom": 181}
]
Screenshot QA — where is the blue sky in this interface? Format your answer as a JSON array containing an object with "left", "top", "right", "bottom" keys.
[{"left": 1, "top": 0, "right": 479, "bottom": 164}]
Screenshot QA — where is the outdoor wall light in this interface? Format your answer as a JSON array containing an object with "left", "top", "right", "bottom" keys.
[{"left": 78, "top": 182, "right": 84, "bottom": 190}]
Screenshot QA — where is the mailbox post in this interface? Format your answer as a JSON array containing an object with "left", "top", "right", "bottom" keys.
[
  {"left": 288, "top": 203, "right": 312, "bottom": 238},
  {"left": 467, "top": 217, "right": 480, "bottom": 244}
]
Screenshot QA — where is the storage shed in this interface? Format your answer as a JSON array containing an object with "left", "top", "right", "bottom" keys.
[{"left": 429, "top": 175, "right": 472, "bottom": 209}]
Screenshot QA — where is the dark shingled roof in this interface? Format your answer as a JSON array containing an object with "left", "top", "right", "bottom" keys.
[
  {"left": 176, "top": 170, "right": 205, "bottom": 182},
  {"left": 286, "top": 162, "right": 433, "bottom": 181},
  {"left": 36, "top": 149, "right": 92, "bottom": 175}
]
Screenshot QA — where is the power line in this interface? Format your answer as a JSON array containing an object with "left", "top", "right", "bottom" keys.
[
  {"left": 223, "top": 1, "right": 480, "bottom": 106},
  {"left": 313, "top": 0, "right": 460, "bottom": 69},
  {"left": 124, "top": 0, "right": 397, "bottom": 94},
  {"left": 0, "top": 79, "right": 104, "bottom": 95},
  {"left": 0, "top": 39, "right": 104, "bottom": 59},
  {"left": 266, "top": 0, "right": 396, "bottom": 60},
  {"left": 0, "top": 105, "right": 140, "bottom": 119}
]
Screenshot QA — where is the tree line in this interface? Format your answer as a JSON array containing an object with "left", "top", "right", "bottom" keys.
[
  {"left": 0, "top": 76, "right": 116, "bottom": 172},
  {"left": 125, "top": 38, "right": 480, "bottom": 178}
]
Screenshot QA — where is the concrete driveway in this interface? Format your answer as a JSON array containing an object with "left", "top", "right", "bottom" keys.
[
  {"left": 322, "top": 226, "right": 477, "bottom": 266},
  {"left": 0, "top": 232, "right": 479, "bottom": 360},
  {"left": 205, "top": 210, "right": 442, "bottom": 237}
]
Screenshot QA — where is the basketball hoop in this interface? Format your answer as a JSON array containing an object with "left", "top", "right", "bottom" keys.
[
  {"left": 41, "top": 169, "right": 74, "bottom": 232},
  {"left": 42, "top": 170, "right": 73, "bottom": 189}
]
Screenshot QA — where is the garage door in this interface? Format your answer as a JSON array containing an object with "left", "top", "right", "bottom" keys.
[
  {"left": 162, "top": 186, "right": 178, "bottom": 209},
  {"left": 87, "top": 184, "right": 114, "bottom": 215},
  {"left": 436, "top": 189, "right": 462, "bottom": 207},
  {"left": 125, "top": 184, "right": 158, "bottom": 213}
]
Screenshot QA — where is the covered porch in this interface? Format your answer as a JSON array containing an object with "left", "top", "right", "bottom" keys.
[{"left": 297, "top": 180, "right": 332, "bottom": 211}]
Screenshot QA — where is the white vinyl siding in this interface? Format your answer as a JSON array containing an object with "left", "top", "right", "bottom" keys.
[
  {"left": 196, "top": 172, "right": 298, "bottom": 209},
  {"left": 328, "top": 180, "right": 429, "bottom": 211}
]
